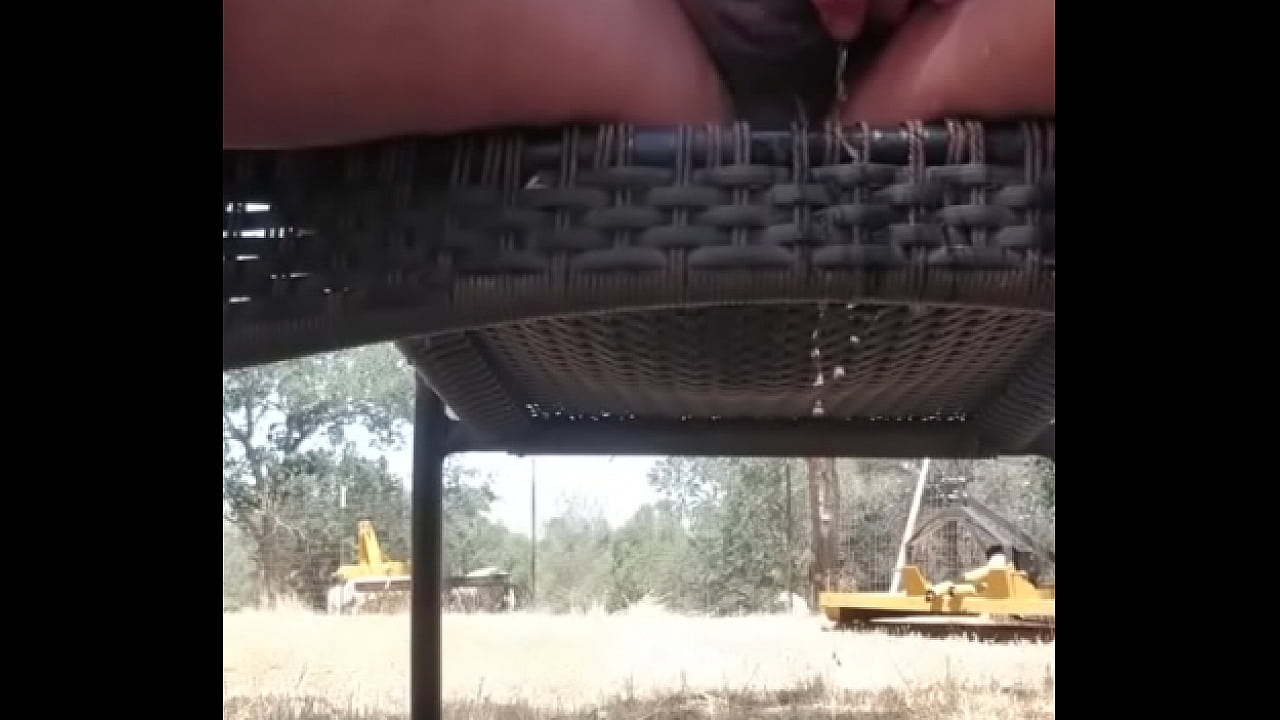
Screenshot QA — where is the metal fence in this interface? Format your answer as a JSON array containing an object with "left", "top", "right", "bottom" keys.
[{"left": 838, "top": 458, "right": 1055, "bottom": 593}]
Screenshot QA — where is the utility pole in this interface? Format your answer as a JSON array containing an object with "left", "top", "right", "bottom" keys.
[
  {"left": 785, "top": 461, "right": 793, "bottom": 612},
  {"left": 530, "top": 457, "right": 537, "bottom": 609},
  {"left": 891, "top": 458, "right": 930, "bottom": 593},
  {"left": 806, "top": 457, "right": 841, "bottom": 604},
  {"left": 339, "top": 484, "right": 348, "bottom": 565}
]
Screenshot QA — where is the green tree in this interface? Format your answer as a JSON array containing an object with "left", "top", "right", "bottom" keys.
[
  {"left": 442, "top": 459, "right": 497, "bottom": 578},
  {"left": 440, "top": 458, "right": 535, "bottom": 601},
  {"left": 1025, "top": 458, "right": 1055, "bottom": 554},
  {"left": 273, "top": 446, "right": 410, "bottom": 607},
  {"left": 697, "top": 458, "right": 804, "bottom": 613},
  {"left": 223, "top": 520, "right": 258, "bottom": 610},
  {"left": 647, "top": 457, "right": 807, "bottom": 614},
  {"left": 608, "top": 500, "right": 690, "bottom": 611},
  {"left": 535, "top": 499, "right": 614, "bottom": 612},
  {"left": 222, "top": 344, "right": 413, "bottom": 608},
  {"left": 479, "top": 523, "right": 533, "bottom": 601}
]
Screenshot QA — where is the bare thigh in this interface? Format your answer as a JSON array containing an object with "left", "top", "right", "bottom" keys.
[
  {"left": 222, "top": 0, "right": 1054, "bottom": 149},
  {"left": 842, "top": 0, "right": 1055, "bottom": 123},
  {"left": 223, "top": 0, "right": 727, "bottom": 148}
]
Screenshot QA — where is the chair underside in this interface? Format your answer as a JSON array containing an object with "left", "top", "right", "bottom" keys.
[{"left": 223, "top": 120, "right": 1055, "bottom": 459}]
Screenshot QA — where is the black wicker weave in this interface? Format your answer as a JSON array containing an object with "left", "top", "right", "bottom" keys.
[{"left": 223, "top": 119, "right": 1054, "bottom": 460}]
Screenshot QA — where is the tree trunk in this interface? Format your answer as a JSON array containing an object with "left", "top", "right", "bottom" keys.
[
  {"left": 805, "top": 457, "right": 841, "bottom": 605},
  {"left": 260, "top": 512, "right": 278, "bottom": 610}
]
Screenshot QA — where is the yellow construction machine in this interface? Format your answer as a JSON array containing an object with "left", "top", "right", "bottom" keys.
[
  {"left": 327, "top": 520, "right": 412, "bottom": 614},
  {"left": 819, "top": 545, "right": 1055, "bottom": 642}
]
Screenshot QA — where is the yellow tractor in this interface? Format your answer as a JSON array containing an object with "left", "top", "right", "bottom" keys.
[
  {"left": 327, "top": 520, "right": 412, "bottom": 615},
  {"left": 819, "top": 545, "right": 1055, "bottom": 642}
]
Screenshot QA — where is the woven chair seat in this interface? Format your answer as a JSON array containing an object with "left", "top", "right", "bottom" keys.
[{"left": 223, "top": 120, "right": 1055, "bottom": 459}]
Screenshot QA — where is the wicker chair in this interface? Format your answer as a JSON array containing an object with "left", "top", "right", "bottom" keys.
[{"left": 223, "top": 118, "right": 1055, "bottom": 716}]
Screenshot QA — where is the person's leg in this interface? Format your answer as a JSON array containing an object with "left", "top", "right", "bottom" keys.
[
  {"left": 223, "top": 0, "right": 727, "bottom": 148},
  {"left": 841, "top": 0, "right": 1054, "bottom": 123},
  {"left": 224, "top": 0, "right": 1054, "bottom": 149}
]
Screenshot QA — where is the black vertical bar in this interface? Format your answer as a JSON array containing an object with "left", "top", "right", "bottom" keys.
[{"left": 411, "top": 378, "right": 446, "bottom": 720}]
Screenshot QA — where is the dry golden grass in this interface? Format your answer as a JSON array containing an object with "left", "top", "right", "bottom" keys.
[{"left": 223, "top": 603, "right": 1054, "bottom": 720}]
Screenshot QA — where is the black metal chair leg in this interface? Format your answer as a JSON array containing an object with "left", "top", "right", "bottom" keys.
[{"left": 411, "top": 378, "right": 447, "bottom": 720}]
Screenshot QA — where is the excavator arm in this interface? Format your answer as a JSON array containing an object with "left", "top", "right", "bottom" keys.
[
  {"left": 356, "top": 519, "right": 385, "bottom": 566},
  {"left": 333, "top": 520, "right": 410, "bottom": 583}
]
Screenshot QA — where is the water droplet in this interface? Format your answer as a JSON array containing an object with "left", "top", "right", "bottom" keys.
[
  {"left": 811, "top": 401, "right": 826, "bottom": 417},
  {"left": 849, "top": 335, "right": 861, "bottom": 344},
  {"left": 846, "top": 302, "right": 857, "bottom": 310},
  {"left": 813, "top": 372, "right": 825, "bottom": 387},
  {"left": 810, "top": 347, "right": 821, "bottom": 358},
  {"left": 833, "top": 366, "right": 846, "bottom": 380}
]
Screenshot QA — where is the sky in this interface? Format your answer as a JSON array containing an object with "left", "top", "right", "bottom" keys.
[{"left": 386, "top": 445, "right": 663, "bottom": 534}]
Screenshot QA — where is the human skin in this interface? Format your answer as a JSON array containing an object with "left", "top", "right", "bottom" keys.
[
  {"left": 223, "top": 0, "right": 727, "bottom": 148},
  {"left": 811, "top": 0, "right": 914, "bottom": 41},
  {"left": 840, "top": 0, "right": 1055, "bottom": 123},
  {"left": 223, "top": 0, "right": 1053, "bottom": 149}
]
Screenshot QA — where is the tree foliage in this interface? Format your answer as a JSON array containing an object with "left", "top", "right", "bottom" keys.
[
  {"left": 534, "top": 499, "right": 614, "bottom": 612},
  {"left": 220, "top": 346, "right": 1055, "bottom": 617},
  {"left": 222, "top": 344, "right": 414, "bottom": 608},
  {"left": 608, "top": 501, "right": 689, "bottom": 610},
  {"left": 223, "top": 519, "right": 257, "bottom": 610},
  {"left": 645, "top": 457, "right": 810, "bottom": 613}
]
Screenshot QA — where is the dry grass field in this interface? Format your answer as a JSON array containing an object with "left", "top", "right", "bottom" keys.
[{"left": 223, "top": 602, "right": 1054, "bottom": 720}]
